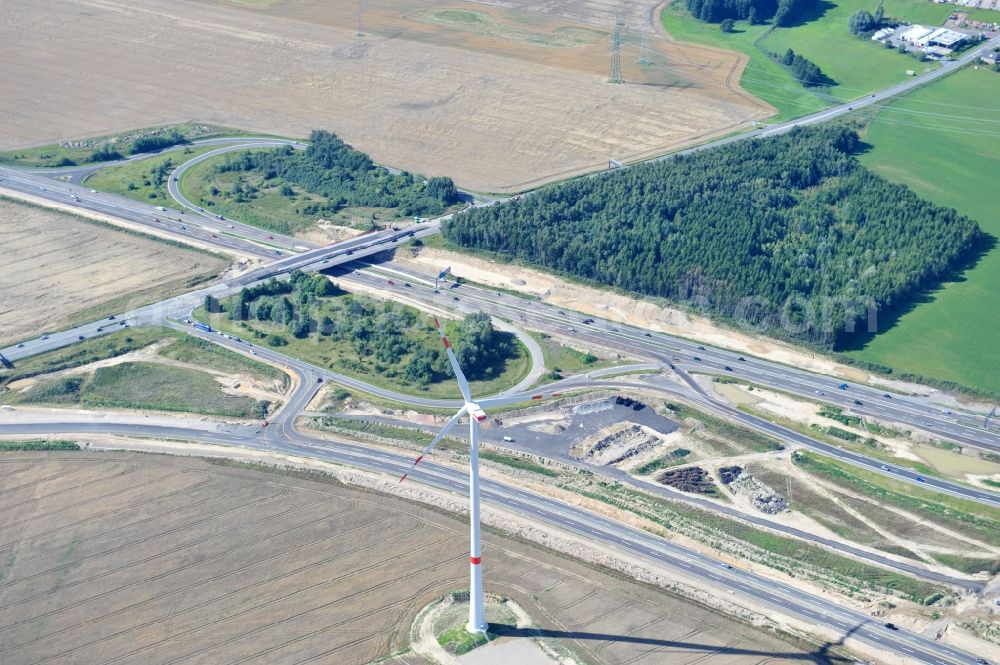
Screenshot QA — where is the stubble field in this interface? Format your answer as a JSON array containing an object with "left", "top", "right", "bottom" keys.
[
  {"left": 0, "top": 452, "right": 813, "bottom": 665},
  {"left": 0, "top": 198, "right": 226, "bottom": 345},
  {"left": 0, "top": 0, "right": 772, "bottom": 192}
]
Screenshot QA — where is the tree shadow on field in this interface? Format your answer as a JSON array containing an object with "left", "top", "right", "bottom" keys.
[
  {"left": 836, "top": 232, "right": 997, "bottom": 352},
  {"left": 489, "top": 619, "right": 864, "bottom": 664},
  {"left": 780, "top": 0, "right": 836, "bottom": 28}
]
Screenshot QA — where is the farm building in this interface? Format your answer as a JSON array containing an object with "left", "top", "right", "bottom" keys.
[
  {"left": 872, "top": 27, "right": 895, "bottom": 41},
  {"left": 899, "top": 25, "right": 935, "bottom": 45}
]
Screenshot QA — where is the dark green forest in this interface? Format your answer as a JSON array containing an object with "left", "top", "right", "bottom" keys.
[
  {"left": 442, "top": 126, "right": 984, "bottom": 346},
  {"left": 685, "top": 0, "right": 817, "bottom": 25},
  {"left": 214, "top": 130, "right": 461, "bottom": 218}
]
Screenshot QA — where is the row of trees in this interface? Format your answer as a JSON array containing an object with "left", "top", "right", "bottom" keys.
[
  {"left": 442, "top": 126, "right": 983, "bottom": 347},
  {"left": 779, "top": 48, "right": 827, "bottom": 87},
  {"left": 214, "top": 130, "right": 461, "bottom": 218},
  {"left": 686, "top": 0, "right": 816, "bottom": 26}
]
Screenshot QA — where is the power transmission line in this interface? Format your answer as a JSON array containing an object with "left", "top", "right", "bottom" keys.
[{"left": 609, "top": 20, "right": 624, "bottom": 84}]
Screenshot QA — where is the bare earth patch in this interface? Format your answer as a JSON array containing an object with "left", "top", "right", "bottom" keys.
[
  {"left": 0, "top": 0, "right": 771, "bottom": 192},
  {"left": 0, "top": 198, "right": 226, "bottom": 345}
]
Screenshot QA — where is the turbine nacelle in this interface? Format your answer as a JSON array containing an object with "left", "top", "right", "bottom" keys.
[{"left": 468, "top": 403, "right": 488, "bottom": 423}]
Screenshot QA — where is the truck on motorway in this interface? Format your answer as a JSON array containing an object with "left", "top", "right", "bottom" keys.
[{"left": 193, "top": 323, "right": 212, "bottom": 333}]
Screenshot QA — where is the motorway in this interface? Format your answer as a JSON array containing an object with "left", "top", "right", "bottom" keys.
[
  {"left": 0, "top": 403, "right": 986, "bottom": 665},
  {"left": 2, "top": 43, "right": 999, "bottom": 665}
]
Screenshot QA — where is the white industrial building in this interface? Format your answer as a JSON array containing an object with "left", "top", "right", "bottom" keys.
[{"left": 897, "top": 24, "right": 968, "bottom": 48}]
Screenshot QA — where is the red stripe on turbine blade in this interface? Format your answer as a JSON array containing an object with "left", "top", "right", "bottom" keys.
[
  {"left": 552, "top": 393, "right": 562, "bottom": 397},
  {"left": 442, "top": 337, "right": 451, "bottom": 349},
  {"left": 470, "top": 556, "right": 482, "bottom": 564},
  {"left": 414, "top": 455, "right": 423, "bottom": 465},
  {"left": 434, "top": 318, "right": 440, "bottom": 328},
  {"left": 399, "top": 474, "right": 408, "bottom": 483},
  {"left": 531, "top": 395, "right": 542, "bottom": 400}
]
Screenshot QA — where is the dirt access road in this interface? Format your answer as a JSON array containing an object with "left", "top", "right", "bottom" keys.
[{"left": 0, "top": 0, "right": 771, "bottom": 192}]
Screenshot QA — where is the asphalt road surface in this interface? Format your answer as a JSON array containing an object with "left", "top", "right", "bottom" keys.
[{"left": 0, "top": 410, "right": 986, "bottom": 665}]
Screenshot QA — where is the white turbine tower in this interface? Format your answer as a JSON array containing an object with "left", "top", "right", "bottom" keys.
[{"left": 400, "top": 318, "right": 563, "bottom": 634}]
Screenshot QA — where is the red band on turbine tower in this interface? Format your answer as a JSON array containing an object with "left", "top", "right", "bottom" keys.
[{"left": 470, "top": 556, "right": 482, "bottom": 565}]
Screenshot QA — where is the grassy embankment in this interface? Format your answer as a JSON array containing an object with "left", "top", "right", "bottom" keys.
[
  {"left": 1, "top": 328, "right": 286, "bottom": 418},
  {"left": 794, "top": 450, "right": 1000, "bottom": 574},
  {"left": 0, "top": 440, "right": 80, "bottom": 451},
  {"left": 0, "top": 122, "right": 257, "bottom": 168},
  {"left": 840, "top": 67, "right": 1000, "bottom": 394},
  {"left": 83, "top": 144, "right": 223, "bottom": 212}
]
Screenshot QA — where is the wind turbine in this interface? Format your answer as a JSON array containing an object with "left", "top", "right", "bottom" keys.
[{"left": 400, "top": 318, "right": 563, "bottom": 634}]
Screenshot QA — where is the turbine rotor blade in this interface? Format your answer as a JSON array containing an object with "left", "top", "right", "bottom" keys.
[
  {"left": 434, "top": 317, "right": 472, "bottom": 403},
  {"left": 399, "top": 406, "right": 467, "bottom": 482}
]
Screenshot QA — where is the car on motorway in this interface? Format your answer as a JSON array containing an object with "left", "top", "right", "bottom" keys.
[
  {"left": 568, "top": 327, "right": 576, "bottom": 332},
  {"left": 915, "top": 475, "right": 925, "bottom": 482},
  {"left": 386, "top": 279, "right": 394, "bottom": 285},
  {"left": 452, "top": 296, "right": 460, "bottom": 301},
  {"left": 854, "top": 399, "right": 863, "bottom": 405},
  {"left": 227, "top": 224, "right": 234, "bottom": 228},
  {"left": 346, "top": 250, "right": 353, "bottom": 255},
  {"left": 217, "top": 214, "right": 224, "bottom": 220},
  {"left": 265, "top": 234, "right": 274, "bottom": 239},
  {"left": 724, "top": 366, "right": 733, "bottom": 371},
  {"left": 698, "top": 345, "right": 706, "bottom": 350},
  {"left": 108, "top": 315, "right": 115, "bottom": 320},
  {"left": 41, "top": 335, "right": 49, "bottom": 340},
  {"left": 78, "top": 335, "right": 85, "bottom": 340},
  {"left": 404, "top": 282, "right": 411, "bottom": 287},
  {"left": 693, "top": 356, "right": 701, "bottom": 362},
  {"left": 180, "top": 225, "right": 187, "bottom": 230},
  {"left": 644, "top": 332, "right": 651, "bottom": 337},
  {"left": 884, "top": 623, "right": 897, "bottom": 631},
  {"left": 719, "top": 563, "right": 733, "bottom": 569},
  {"left": 317, "top": 377, "right": 324, "bottom": 383},
  {"left": 274, "top": 250, "right": 282, "bottom": 255},
  {"left": 90, "top": 189, "right": 97, "bottom": 193},
  {"left": 838, "top": 383, "right": 848, "bottom": 390},
  {"left": 737, "top": 356, "right": 745, "bottom": 362},
  {"left": 582, "top": 318, "right": 594, "bottom": 324},
  {"left": 16, "top": 343, "right": 24, "bottom": 348},
  {"left": 880, "top": 464, "right": 889, "bottom": 471},
  {"left": 210, "top": 234, "right": 218, "bottom": 238},
  {"left": 883, "top": 393, "right": 891, "bottom": 398}
]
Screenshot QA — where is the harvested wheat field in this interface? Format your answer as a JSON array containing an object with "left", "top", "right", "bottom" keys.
[
  {"left": 0, "top": 198, "right": 226, "bottom": 345},
  {"left": 0, "top": 452, "right": 813, "bottom": 665},
  {"left": 0, "top": 0, "right": 771, "bottom": 192}
]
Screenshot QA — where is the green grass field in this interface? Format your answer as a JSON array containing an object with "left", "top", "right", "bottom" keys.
[
  {"left": 13, "top": 361, "right": 270, "bottom": 418},
  {"left": 0, "top": 123, "right": 257, "bottom": 168},
  {"left": 661, "top": 4, "right": 826, "bottom": 121},
  {"left": 758, "top": 0, "right": 946, "bottom": 102},
  {"left": 661, "top": 1, "right": 954, "bottom": 120},
  {"left": 843, "top": 67, "right": 1000, "bottom": 393},
  {"left": 158, "top": 335, "right": 288, "bottom": 389},
  {"left": 83, "top": 144, "right": 222, "bottom": 211}
]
